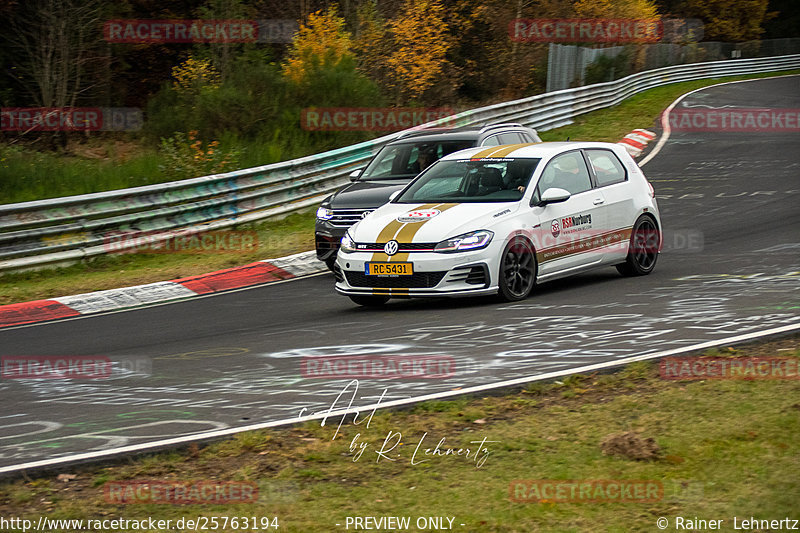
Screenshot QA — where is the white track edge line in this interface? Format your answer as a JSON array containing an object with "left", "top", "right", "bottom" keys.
[{"left": 2, "top": 321, "right": 798, "bottom": 474}]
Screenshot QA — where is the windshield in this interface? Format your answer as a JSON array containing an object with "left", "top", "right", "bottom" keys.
[
  {"left": 395, "top": 158, "right": 541, "bottom": 203},
  {"left": 360, "top": 140, "right": 474, "bottom": 180}
]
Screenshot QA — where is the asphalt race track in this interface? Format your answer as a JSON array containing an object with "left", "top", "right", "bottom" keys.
[{"left": 1, "top": 76, "right": 798, "bottom": 472}]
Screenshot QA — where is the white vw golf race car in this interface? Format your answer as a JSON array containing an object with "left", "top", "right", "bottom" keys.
[{"left": 333, "top": 142, "right": 661, "bottom": 306}]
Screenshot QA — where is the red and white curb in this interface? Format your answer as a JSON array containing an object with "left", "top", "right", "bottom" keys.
[
  {"left": 0, "top": 251, "right": 326, "bottom": 328},
  {"left": 617, "top": 129, "right": 657, "bottom": 158}
]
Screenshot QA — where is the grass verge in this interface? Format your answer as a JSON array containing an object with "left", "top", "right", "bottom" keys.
[
  {"left": 0, "top": 337, "right": 797, "bottom": 531},
  {"left": 2, "top": 69, "right": 798, "bottom": 305}
]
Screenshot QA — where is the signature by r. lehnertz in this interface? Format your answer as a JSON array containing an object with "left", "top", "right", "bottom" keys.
[{"left": 297, "top": 379, "right": 498, "bottom": 468}]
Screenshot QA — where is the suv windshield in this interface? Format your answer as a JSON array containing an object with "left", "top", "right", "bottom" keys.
[
  {"left": 395, "top": 158, "right": 541, "bottom": 203},
  {"left": 360, "top": 140, "right": 474, "bottom": 180}
]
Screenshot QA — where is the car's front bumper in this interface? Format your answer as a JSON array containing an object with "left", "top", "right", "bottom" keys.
[
  {"left": 334, "top": 249, "right": 499, "bottom": 298},
  {"left": 315, "top": 222, "right": 348, "bottom": 262}
]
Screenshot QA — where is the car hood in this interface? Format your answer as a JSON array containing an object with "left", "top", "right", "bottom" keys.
[
  {"left": 327, "top": 180, "right": 410, "bottom": 209},
  {"left": 349, "top": 202, "right": 520, "bottom": 243}
]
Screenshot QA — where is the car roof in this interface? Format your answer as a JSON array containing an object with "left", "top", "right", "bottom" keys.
[{"left": 440, "top": 141, "right": 622, "bottom": 160}]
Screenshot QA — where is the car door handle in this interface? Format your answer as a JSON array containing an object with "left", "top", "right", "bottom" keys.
[{"left": 593, "top": 198, "right": 605, "bottom": 205}]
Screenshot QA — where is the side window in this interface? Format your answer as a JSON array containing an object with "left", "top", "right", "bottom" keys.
[
  {"left": 498, "top": 132, "right": 524, "bottom": 144},
  {"left": 586, "top": 149, "right": 627, "bottom": 186},
  {"left": 537, "top": 152, "right": 592, "bottom": 196},
  {"left": 482, "top": 135, "right": 501, "bottom": 146}
]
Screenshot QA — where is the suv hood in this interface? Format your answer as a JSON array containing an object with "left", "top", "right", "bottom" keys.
[{"left": 327, "top": 180, "right": 410, "bottom": 209}]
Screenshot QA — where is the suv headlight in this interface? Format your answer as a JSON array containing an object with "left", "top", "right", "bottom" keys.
[
  {"left": 434, "top": 230, "right": 494, "bottom": 253},
  {"left": 316, "top": 206, "right": 334, "bottom": 220},
  {"left": 340, "top": 232, "right": 356, "bottom": 253}
]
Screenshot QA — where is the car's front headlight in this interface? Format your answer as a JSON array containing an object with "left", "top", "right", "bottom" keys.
[
  {"left": 316, "top": 206, "right": 334, "bottom": 220},
  {"left": 434, "top": 230, "right": 494, "bottom": 253},
  {"left": 340, "top": 232, "right": 357, "bottom": 253}
]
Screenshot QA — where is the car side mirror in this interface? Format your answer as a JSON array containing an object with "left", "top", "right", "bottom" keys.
[
  {"left": 349, "top": 168, "right": 364, "bottom": 181},
  {"left": 388, "top": 191, "right": 401, "bottom": 202},
  {"left": 540, "top": 187, "right": 571, "bottom": 205}
]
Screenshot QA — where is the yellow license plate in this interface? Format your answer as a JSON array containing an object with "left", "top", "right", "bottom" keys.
[{"left": 366, "top": 262, "right": 414, "bottom": 276}]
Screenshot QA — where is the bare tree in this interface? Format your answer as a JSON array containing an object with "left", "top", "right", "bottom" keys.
[{"left": 8, "top": 0, "right": 103, "bottom": 109}]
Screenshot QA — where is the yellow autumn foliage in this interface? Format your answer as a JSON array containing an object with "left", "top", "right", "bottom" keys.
[
  {"left": 171, "top": 57, "right": 221, "bottom": 93},
  {"left": 573, "top": 0, "right": 659, "bottom": 19},
  {"left": 387, "top": 0, "right": 452, "bottom": 101},
  {"left": 282, "top": 7, "right": 353, "bottom": 84}
]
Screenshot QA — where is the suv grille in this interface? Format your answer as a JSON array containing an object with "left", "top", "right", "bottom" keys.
[
  {"left": 329, "top": 209, "right": 373, "bottom": 228},
  {"left": 344, "top": 271, "right": 447, "bottom": 288}
]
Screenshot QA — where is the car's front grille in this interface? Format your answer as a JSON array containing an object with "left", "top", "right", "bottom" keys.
[
  {"left": 355, "top": 242, "right": 438, "bottom": 252},
  {"left": 344, "top": 271, "right": 447, "bottom": 288},
  {"left": 329, "top": 209, "right": 373, "bottom": 228}
]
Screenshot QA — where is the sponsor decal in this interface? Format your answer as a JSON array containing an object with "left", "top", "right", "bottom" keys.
[
  {"left": 397, "top": 209, "right": 441, "bottom": 223},
  {"left": 535, "top": 228, "right": 634, "bottom": 263},
  {"left": 494, "top": 208, "right": 512, "bottom": 218},
  {"left": 561, "top": 213, "right": 592, "bottom": 230},
  {"left": 551, "top": 220, "right": 561, "bottom": 237}
]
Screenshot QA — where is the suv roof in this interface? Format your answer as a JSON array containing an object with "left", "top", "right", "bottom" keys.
[{"left": 391, "top": 122, "right": 539, "bottom": 144}]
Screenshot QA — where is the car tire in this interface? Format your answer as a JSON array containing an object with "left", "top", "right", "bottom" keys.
[
  {"left": 498, "top": 236, "right": 536, "bottom": 301},
  {"left": 349, "top": 295, "right": 390, "bottom": 307},
  {"left": 616, "top": 215, "right": 660, "bottom": 277}
]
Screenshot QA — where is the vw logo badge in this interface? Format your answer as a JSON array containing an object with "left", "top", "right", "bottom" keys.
[{"left": 384, "top": 240, "right": 399, "bottom": 256}]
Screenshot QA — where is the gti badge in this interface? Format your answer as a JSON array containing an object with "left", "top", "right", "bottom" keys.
[
  {"left": 361, "top": 210, "right": 372, "bottom": 219},
  {"left": 384, "top": 240, "right": 399, "bottom": 256}
]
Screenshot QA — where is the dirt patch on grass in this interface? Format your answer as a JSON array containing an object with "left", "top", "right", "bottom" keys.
[{"left": 600, "top": 431, "right": 661, "bottom": 461}]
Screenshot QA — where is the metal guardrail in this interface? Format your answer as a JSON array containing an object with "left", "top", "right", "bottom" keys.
[{"left": 2, "top": 54, "right": 799, "bottom": 272}]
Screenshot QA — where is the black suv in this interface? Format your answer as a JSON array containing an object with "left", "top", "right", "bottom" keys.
[{"left": 315, "top": 123, "right": 541, "bottom": 269}]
